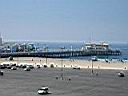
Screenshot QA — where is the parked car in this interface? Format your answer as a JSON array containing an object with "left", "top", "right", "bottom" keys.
[
  {"left": 73, "top": 66, "right": 80, "bottom": 70},
  {"left": 37, "top": 65, "right": 41, "bottom": 68},
  {"left": 37, "top": 86, "right": 51, "bottom": 95},
  {"left": 3, "top": 64, "right": 9, "bottom": 68},
  {"left": 43, "top": 65, "right": 47, "bottom": 68},
  {"left": 0, "top": 70, "right": 3, "bottom": 76},
  {"left": 24, "top": 67, "right": 31, "bottom": 71},
  {"left": 50, "top": 64, "right": 54, "bottom": 68},
  {"left": 0, "top": 65, "right": 6, "bottom": 69},
  {"left": 118, "top": 71, "right": 125, "bottom": 77},
  {"left": 6, "top": 65, "right": 12, "bottom": 69},
  {"left": 27, "top": 65, "right": 34, "bottom": 69},
  {"left": 11, "top": 64, "right": 16, "bottom": 66},
  {"left": 11, "top": 66, "right": 17, "bottom": 70},
  {"left": 20, "top": 65, "right": 27, "bottom": 68},
  {"left": 91, "top": 56, "right": 98, "bottom": 61}
]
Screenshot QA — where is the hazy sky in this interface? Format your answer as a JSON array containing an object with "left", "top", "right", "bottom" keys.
[{"left": 0, "top": 0, "right": 128, "bottom": 43}]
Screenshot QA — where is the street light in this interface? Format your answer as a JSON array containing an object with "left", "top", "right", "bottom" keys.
[
  {"left": 44, "top": 44, "right": 48, "bottom": 65},
  {"left": 60, "top": 47, "right": 65, "bottom": 80},
  {"left": 45, "top": 47, "right": 48, "bottom": 65},
  {"left": 91, "top": 58, "right": 94, "bottom": 74},
  {"left": 91, "top": 56, "right": 97, "bottom": 75}
]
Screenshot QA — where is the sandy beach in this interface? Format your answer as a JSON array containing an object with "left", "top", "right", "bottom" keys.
[{"left": 0, "top": 57, "right": 128, "bottom": 70}]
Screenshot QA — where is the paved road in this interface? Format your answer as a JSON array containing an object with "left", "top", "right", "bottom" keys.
[{"left": 0, "top": 68, "right": 128, "bottom": 96}]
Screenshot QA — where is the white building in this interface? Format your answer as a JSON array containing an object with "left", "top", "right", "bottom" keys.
[{"left": 81, "top": 42, "right": 109, "bottom": 50}]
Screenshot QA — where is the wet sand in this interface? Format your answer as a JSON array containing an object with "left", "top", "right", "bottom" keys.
[{"left": 0, "top": 67, "right": 128, "bottom": 96}]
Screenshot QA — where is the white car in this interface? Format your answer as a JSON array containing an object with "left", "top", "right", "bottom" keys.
[
  {"left": 118, "top": 71, "right": 125, "bottom": 77},
  {"left": 24, "top": 67, "right": 31, "bottom": 71},
  {"left": 11, "top": 67, "right": 17, "bottom": 70},
  {"left": 37, "top": 87, "right": 51, "bottom": 95},
  {"left": 91, "top": 56, "right": 98, "bottom": 61}
]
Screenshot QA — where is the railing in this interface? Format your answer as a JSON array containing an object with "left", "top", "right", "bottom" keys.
[{"left": 0, "top": 49, "right": 121, "bottom": 58}]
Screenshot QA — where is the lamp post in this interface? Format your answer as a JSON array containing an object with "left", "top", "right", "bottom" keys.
[
  {"left": 40, "top": 59, "right": 41, "bottom": 65},
  {"left": 91, "top": 59, "right": 94, "bottom": 74},
  {"left": 60, "top": 47, "right": 65, "bottom": 80},
  {"left": 45, "top": 46, "right": 48, "bottom": 65}
]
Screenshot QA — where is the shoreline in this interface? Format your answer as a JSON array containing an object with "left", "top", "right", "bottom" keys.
[{"left": 0, "top": 57, "right": 128, "bottom": 70}]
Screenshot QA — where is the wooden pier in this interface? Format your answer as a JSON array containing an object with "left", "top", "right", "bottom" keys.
[{"left": 0, "top": 49, "right": 121, "bottom": 58}]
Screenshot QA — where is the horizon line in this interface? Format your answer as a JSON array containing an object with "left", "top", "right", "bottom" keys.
[{"left": 2, "top": 39, "right": 128, "bottom": 44}]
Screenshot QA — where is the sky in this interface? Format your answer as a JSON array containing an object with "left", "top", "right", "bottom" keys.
[{"left": 0, "top": 0, "right": 128, "bottom": 43}]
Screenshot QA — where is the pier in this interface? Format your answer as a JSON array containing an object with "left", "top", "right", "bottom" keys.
[{"left": 0, "top": 49, "right": 121, "bottom": 58}]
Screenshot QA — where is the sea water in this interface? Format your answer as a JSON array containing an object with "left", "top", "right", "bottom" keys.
[{"left": 34, "top": 42, "right": 128, "bottom": 60}]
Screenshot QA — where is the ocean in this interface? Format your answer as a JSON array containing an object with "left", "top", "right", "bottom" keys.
[{"left": 34, "top": 42, "right": 128, "bottom": 60}]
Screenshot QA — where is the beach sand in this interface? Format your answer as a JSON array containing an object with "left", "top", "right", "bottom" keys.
[{"left": 0, "top": 57, "right": 128, "bottom": 70}]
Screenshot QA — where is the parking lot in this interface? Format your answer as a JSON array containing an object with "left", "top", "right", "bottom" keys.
[{"left": 0, "top": 67, "right": 128, "bottom": 96}]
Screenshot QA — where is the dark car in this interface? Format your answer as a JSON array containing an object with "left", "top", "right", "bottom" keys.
[
  {"left": 37, "top": 65, "right": 41, "bottom": 68},
  {"left": 73, "top": 66, "right": 80, "bottom": 70},
  {"left": 0, "top": 65, "right": 6, "bottom": 69},
  {"left": 50, "top": 64, "right": 54, "bottom": 68},
  {"left": 20, "top": 65, "right": 27, "bottom": 68},
  {"left": 43, "top": 65, "right": 47, "bottom": 68},
  {"left": 6, "top": 65, "right": 12, "bottom": 69},
  {"left": 0, "top": 70, "right": 4, "bottom": 76}
]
